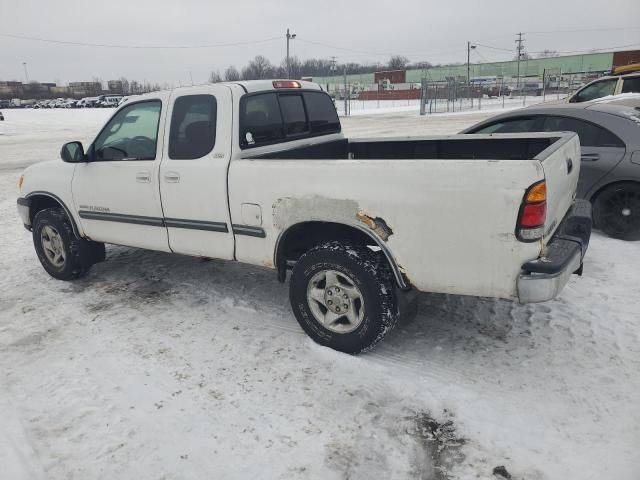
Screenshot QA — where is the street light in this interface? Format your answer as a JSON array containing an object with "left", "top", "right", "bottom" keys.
[
  {"left": 286, "top": 28, "right": 296, "bottom": 79},
  {"left": 467, "top": 42, "right": 476, "bottom": 106}
]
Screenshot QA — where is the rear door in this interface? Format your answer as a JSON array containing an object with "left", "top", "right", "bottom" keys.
[
  {"left": 158, "top": 86, "right": 235, "bottom": 259},
  {"left": 540, "top": 115, "right": 626, "bottom": 197}
]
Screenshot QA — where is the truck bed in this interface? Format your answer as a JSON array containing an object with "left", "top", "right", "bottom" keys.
[{"left": 245, "top": 135, "right": 560, "bottom": 161}]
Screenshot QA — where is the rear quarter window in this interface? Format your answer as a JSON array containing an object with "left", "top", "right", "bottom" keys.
[{"left": 621, "top": 77, "right": 640, "bottom": 94}]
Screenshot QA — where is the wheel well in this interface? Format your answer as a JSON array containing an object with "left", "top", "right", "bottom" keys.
[
  {"left": 27, "top": 194, "right": 80, "bottom": 237},
  {"left": 275, "top": 221, "right": 407, "bottom": 289},
  {"left": 589, "top": 180, "right": 640, "bottom": 203}
]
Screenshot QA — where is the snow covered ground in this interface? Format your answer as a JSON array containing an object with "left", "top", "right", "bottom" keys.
[{"left": 1, "top": 108, "right": 639, "bottom": 480}]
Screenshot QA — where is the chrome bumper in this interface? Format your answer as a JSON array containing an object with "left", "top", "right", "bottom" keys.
[
  {"left": 517, "top": 199, "right": 592, "bottom": 304},
  {"left": 518, "top": 248, "right": 582, "bottom": 303}
]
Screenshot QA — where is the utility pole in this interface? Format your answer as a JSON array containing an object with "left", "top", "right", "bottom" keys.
[
  {"left": 329, "top": 56, "right": 337, "bottom": 93},
  {"left": 22, "top": 62, "right": 29, "bottom": 83},
  {"left": 515, "top": 32, "right": 525, "bottom": 90},
  {"left": 286, "top": 28, "right": 296, "bottom": 79},
  {"left": 467, "top": 42, "right": 476, "bottom": 107}
]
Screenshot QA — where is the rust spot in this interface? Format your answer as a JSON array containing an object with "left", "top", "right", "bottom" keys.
[{"left": 356, "top": 211, "right": 393, "bottom": 241}]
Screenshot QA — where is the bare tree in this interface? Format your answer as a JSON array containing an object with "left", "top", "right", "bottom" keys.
[
  {"left": 241, "top": 55, "right": 276, "bottom": 80},
  {"left": 208, "top": 70, "right": 222, "bottom": 83},
  {"left": 388, "top": 55, "right": 410, "bottom": 70},
  {"left": 537, "top": 50, "right": 559, "bottom": 58},
  {"left": 224, "top": 66, "right": 241, "bottom": 81}
]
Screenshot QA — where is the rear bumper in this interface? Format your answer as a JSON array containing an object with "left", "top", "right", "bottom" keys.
[{"left": 517, "top": 199, "right": 592, "bottom": 303}]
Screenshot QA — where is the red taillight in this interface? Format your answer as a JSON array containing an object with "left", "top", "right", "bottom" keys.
[
  {"left": 520, "top": 202, "right": 546, "bottom": 227},
  {"left": 273, "top": 80, "right": 301, "bottom": 89},
  {"left": 517, "top": 181, "right": 546, "bottom": 241}
]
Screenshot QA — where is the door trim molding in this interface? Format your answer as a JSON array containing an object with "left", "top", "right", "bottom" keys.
[
  {"left": 232, "top": 224, "right": 266, "bottom": 238},
  {"left": 164, "top": 218, "right": 229, "bottom": 232},
  {"left": 78, "top": 210, "right": 229, "bottom": 232}
]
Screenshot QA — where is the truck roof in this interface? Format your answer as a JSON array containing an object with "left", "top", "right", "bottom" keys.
[{"left": 144, "top": 79, "right": 324, "bottom": 99}]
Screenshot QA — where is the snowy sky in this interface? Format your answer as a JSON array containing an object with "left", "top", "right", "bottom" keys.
[{"left": 1, "top": 0, "right": 639, "bottom": 86}]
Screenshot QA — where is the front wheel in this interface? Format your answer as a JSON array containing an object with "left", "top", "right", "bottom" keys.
[
  {"left": 593, "top": 182, "right": 640, "bottom": 241},
  {"left": 289, "top": 242, "right": 399, "bottom": 354},
  {"left": 32, "top": 207, "right": 104, "bottom": 280}
]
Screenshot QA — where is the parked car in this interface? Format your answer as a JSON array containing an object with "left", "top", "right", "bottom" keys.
[
  {"left": 0, "top": 111, "right": 4, "bottom": 121},
  {"left": 461, "top": 97, "right": 640, "bottom": 240},
  {"left": 16, "top": 80, "right": 591, "bottom": 353},
  {"left": 96, "top": 95, "right": 122, "bottom": 107},
  {"left": 77, "top": 97, "right": 99, "bottom": 108},
  {"left": 0, "top": 100, "right": 11, "bottom": 109},
  {"left": 567, "top": 64, "right": 640, "bottom": 103}
]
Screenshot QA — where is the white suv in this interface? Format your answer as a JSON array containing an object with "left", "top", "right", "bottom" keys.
[{"left": 569, "top": 65, "right": 640, "bottom": 103}]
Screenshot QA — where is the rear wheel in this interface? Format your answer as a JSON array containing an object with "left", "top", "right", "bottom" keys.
[
  {"left": 593, "top": 182, "right": 640, "bottom": 241},
  {"left": 32, "top": 207, "right": 104, "bottom": 280},
  {"left": 289, "top": 242, "right": 399, "bottom": 354}
]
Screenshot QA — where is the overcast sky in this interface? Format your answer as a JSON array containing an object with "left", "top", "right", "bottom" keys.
[{"left": 1, "top": 0, "right": 639, "bottom": 86}]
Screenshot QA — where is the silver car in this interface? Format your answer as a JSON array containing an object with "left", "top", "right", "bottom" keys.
[{"left": 462, "top": 97, "right": 640, "bottom": 240}]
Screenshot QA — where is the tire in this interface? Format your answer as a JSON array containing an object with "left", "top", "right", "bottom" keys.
[
  {"left": 289, "top": 241, "right": 399, "bottom": 354},
  {"left": 32, "top": 207, "right": 104, "bottom": 280},
  {"left": 593, "top": 182, "right": 640, "bottom": 241}
]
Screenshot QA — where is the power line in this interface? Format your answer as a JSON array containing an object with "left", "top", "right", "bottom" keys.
[
  {"left": 296, "top": 38, "right": 393, "bottom": 58},
  {"left": 527, "top": 26, "right": 640, "bottom": 35},
  {"left": 475, "top": 41, "right": 640, "bottom": 55},
  {"left": 0, "top": 32, "right": 281, "bottom": 49}
]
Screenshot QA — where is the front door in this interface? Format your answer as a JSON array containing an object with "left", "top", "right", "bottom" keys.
[
  {"left": 158, "top": 86, "right": 235, "bottom": 259},
  {"left": 72, "top": 97, "right": 170, "bottom": 252}
]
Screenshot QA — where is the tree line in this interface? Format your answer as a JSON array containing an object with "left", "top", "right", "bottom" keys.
[{"left": 208, "top": 55, "right": 433, "bottom": 82}]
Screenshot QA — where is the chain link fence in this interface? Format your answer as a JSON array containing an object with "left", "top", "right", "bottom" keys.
[{"left": 328, "top": 72, "right": 608, "bottom": 116}]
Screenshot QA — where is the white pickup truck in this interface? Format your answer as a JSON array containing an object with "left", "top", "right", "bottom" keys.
[{"left": 17, "top": 80, "right": 592, "bottom": 353}]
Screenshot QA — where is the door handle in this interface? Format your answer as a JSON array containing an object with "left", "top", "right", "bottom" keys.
[
  {"left": 164, "top": 172, "right": 180, "bottom": 183},
  {"left": 136, "top": 171, "right": 151, "bottom": 183},
  {"left": 581, "top": 153, "right": 600, "bottom": 162}
]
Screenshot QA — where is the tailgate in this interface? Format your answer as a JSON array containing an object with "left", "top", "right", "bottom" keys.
[{"left": 538, "top": 132, "right": 581, "bottom": 243}]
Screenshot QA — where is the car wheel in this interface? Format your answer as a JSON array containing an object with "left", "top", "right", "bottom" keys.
[
  {"left": 32, "top": 207, "right": 104, "bottom": 280},
  {"left": 289, "top": 241, "right": 399, "bottom": 354},
  {"left": 593, "top": 182, "right": 640, "bottom": 241}
]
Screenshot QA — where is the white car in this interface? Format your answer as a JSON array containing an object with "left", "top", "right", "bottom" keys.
[
  {"left": 99, "top": 96, "right": 122, "bottom": 108},
  {"left": 16, "top": 80, "right": 591, "bottom": 353},
  {"left": 568, "top": 64, "right": 640, "bottom": 103}
]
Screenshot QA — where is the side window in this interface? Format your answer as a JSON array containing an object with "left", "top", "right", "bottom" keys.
[
  {"left": 93, "top": 101, "right": 161, "bottom": 161},
  {"left": 573, "top": 79, "right": 617, "bottom": 102},
  {"left": 621, "top": 77, "right": 640, "bottom": 94},
  {"left": 303, "top": 91, "right": 341, "bottom": 134},
  {"left": 279, "top": 94, "right": 308, "bottom": 136},
  {"left": 472, "top": 117, "right": 537, "bottom": 134},
  {"left": 169, "top": 95, "right": 217, "bottom": 160},
  {"left": 541, "top": 116, "right": 624, "bottom": 148},
  {"left": 240, "top": 93, "right": 284, "bottom": 147}
]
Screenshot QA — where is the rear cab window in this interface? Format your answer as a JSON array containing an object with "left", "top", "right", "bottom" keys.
[{"left": 240, "top": 90, "right": 339, "bottom": 149}]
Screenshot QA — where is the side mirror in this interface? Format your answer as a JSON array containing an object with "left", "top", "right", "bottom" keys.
[{"left": 60, "top": 141, "right": 86, "bottom": 163}]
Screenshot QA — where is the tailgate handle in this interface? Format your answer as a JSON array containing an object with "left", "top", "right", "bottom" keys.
[
  {"left": 566, "top": 158, "right": 573, "bottom": 174},
  {"left": 581, "top": 153, "right": 600, "bottom": 162}
]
